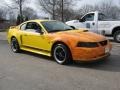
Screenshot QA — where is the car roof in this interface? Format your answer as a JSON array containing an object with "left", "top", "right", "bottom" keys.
[
  {"left": 19, "top": 19, "right": 57, "bottom": 26},
  {"left": 25, "top": 19, "right": 56, "bottom": 23}
]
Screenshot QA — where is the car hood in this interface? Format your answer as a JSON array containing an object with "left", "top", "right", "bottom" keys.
[{"left": 50, "top": 30, "right": 106, "bottom": 42}]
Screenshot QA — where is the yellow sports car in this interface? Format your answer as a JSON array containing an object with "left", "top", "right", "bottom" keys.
[{"left": 7, "top": 20, "right": 112, "bottom": 64}]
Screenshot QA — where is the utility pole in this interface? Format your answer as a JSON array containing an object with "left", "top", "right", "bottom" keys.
[
  {"left": 52, "top": 0, "right": 55, "bottom": 20},
  {"left": 61, "top": 0, "right": 64, "bottom": 22},
  {"left": 19, "top": 0, "right": 23, "bottom": 23}
]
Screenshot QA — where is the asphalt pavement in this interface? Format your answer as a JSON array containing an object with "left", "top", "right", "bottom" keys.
[{"left": 0, "top": 32, "right": 120, "bottom": 90}]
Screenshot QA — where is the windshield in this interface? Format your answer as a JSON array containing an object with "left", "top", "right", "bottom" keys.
[{"left": 41, "top": 21, "right": 74, "bottom": 33}]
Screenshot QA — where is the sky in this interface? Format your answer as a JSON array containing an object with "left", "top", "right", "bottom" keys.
[
  {"left": 75, "top": 0, "right": 119, "bottom": 9},
  {"left": 0, "top": 0, "right": 120, "bottom": 17},
  {"left": 1, "top": 0, "right": 120, "bottom": 9},
  {"left": 34, "top": 0, "right": 120, "bottom": 16}
]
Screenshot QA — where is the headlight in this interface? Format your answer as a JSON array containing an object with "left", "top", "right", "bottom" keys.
[{"left": 77, "top": 42, "right": 99, "bottom": 48}]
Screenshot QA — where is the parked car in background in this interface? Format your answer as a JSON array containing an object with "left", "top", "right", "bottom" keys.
[{"left": 66, "top": 11, "right": 120, "bottom": 43}]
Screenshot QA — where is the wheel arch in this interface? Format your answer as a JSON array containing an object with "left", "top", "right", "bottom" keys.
[
  {"left": 51, "top": 41, "right": 72, "bottom": 59},
  {"left": 11, "top": 36, "right": 16, "bottom": 41},
  {"left": 112, "top": 26, "right": 120, "bottom": 36},
  {"left": 8, "top": 36, "right": 16, "bottom": 44},
  {"left": 70, "top": 26, "right": 76, "bottom": 29}
]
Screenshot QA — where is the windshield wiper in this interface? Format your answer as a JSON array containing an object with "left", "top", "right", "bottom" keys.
[
  {"left": 65, "top": 29, "right": 73, "bottom": 30},
  {"left": 49, "top": 29, "right": 74, "bottom": 33},
  {"left": 49, "top": 30, "right": 62, "bottom": 33},
  {"left": 83, "top": 30, "right": 88, "bottom": 32}
]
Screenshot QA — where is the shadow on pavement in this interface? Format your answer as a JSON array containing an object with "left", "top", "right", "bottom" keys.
[
  {"left": 67, "top": 55, "right": 120, "bottom": 72},
  {"left": 2, "top": 40, "right": 120, "bottom": 72},
  {"left": 20, "top": 51, "right": 120, "bottom": 72}
]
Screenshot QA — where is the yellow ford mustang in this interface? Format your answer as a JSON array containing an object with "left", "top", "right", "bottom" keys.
[{"left": 7, "top": 20, "right": 112, "bottom": 64}]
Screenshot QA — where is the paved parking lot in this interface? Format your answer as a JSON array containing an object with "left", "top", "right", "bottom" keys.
[
  {"left": 0, "top": 32, "right": 120, "bottom": 90},
  {"left": 0, "top": 32, "right": 7, "bottom": 40}
]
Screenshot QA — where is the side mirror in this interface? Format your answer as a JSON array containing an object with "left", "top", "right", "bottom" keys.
[
  {"left": 79, "top": 19, "right": 84, "bottom": 22},
  {"left": 35, "top": 26, "right": 44, "bottom": 35},
  {"left": 40, "top": 30, "right": 44, "bottom": 35},
  {"left": 36, "top": 29, "right": 44, "bottom": 35},
  {"left": 70, "top": 26, "right": 76, "bottom": 29}
]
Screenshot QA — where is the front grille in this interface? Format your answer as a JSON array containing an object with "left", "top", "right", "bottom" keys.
[{"left": 99, "top": 40, "right": 108, "bottom": 46}]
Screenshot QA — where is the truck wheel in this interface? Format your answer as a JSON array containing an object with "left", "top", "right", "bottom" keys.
[{"left": 114, "top": 30, "right": 120, "bottom": 43}]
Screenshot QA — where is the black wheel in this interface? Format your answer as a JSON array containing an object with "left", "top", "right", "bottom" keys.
[
  {"left": 52, "top": 44, "right": 72, "bottom": 65},
  {"left": 11, "top": 37, "right": 21, "bottom": 53},
  {"left": 114, "top": 30, "right": 120, "bottom": 43}
]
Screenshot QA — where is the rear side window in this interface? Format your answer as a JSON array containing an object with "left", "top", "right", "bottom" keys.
[
  {"left": 26, "top": 23, "right": 33, "bottom": 29},
  {"left": 20, "top": 23, "right": 27, "bottom": 30},
  {"left": 25, "top": 22, "right": 42, "bottom": 33},
  {"left": 98, "top": 13, "right": 107, "bottom": 21}
]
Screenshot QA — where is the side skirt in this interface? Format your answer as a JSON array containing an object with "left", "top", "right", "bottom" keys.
[{"left": 20, "top": 45, "right": 51, "bottom": 57}]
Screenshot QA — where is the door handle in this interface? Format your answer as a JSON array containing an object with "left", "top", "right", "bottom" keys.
[{"left": 92, "top": 22, "right": 95, "bottom": 25}]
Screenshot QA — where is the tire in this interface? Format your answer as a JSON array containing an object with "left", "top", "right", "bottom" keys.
[
  {"left": 114, "top": 30, "right": 120, "bottom": 43},
  {"left": 52, "top": 44, "right": 72, "bottom": 65},
  {"left": 11, "top": 37, "right": 21, "bottom": 53}
]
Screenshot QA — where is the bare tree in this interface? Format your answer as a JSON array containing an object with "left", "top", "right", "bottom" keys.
[
  {"left": 3, "top": 0, "right": 26, "bottom": 23},
  {"left": 38, "top": 0, "right": 58, "bottom": 19},
  {"left": 0, "top": 6, "right": 10, "bottom": 21},
  {"left": 37, "top": 0, "right": 75, "bottom": 21},
  {"left": 62, "top": 9, "right": 77, "bottom": 21},
  {"left": 0, "top": 10, "right": 5, "bottom": 20},
  {"left": 78, "top": 4, "right": 94, "bottom": 16},
  {"left": 11, "top": 0, "right": 26, "bottom": 23},
  {"left": 97, "top": 0, "right": 120, "bottom": 19},
  {"left": 78, "top": 0, "right": 120, "bottom": 19},
  {"left": 56, "top": 0, "right": 74, "bottom": 21},
  {"left": 61, "top": 0, "right": 64, "bottom": 21},
  {"left": 23, "top": 7, "right": 38, "bottom": 20}
]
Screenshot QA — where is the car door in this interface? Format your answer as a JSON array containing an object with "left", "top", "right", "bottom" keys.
[
  {"left": 81, "top": 13, "right": 98, "bottom": 33},
  {"left": 20, "top": 22, "right": 51, "bottom": 51},
  {"left": 97, "top": 13, "right": 110, "bottom": 35}
]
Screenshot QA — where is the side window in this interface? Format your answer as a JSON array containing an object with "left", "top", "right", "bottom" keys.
[
  {"left": 82, "top": 13, "right": 94, "bottom": 22},
  {"left": 98, "top": 13, "right": 106, "bottom": 21},
  {"left": 25, "top": 22, "right": 42, "bottom": 33},
  {"left": 20, "top": 23, "right": 27, "bottom": 30}
]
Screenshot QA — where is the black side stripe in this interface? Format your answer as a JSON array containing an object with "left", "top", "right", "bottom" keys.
[{"left": 22, "top": 45, "right": 50, "bottom": 53}]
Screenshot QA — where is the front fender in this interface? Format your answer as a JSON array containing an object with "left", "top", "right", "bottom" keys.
[{"left": 51, "top": 37, "right": 74, "bottom": 52}]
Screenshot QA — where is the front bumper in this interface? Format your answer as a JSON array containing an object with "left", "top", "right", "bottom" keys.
[
  {"left": 71, "top": 45, "right": 111, "bottom": 61},
  {"left": 74, "top": 53, "right": 110, "bottom": 62}
]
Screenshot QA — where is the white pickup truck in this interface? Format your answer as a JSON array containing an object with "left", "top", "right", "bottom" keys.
[{"left": 66, "top": 11, "right": 120, "bottom": 42}]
